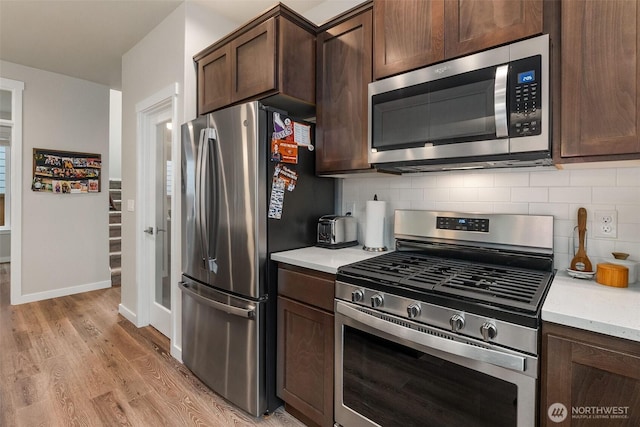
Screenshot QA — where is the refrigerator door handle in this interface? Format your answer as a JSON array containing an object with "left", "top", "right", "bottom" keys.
[
  {"left": 196, "top": 128, "right": 219, "bottom": 274},
  {"left": 178, "top": 281, "right": 256, "bottom": 319}
]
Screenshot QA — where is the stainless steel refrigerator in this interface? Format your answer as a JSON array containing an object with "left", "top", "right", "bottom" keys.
[{"left": 179, "top": 101, "right": 334, "bottom": 417}]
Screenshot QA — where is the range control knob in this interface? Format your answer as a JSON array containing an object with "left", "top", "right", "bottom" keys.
[
  {"left": 480, "top": 322, "right": 498, "bottom": 341},
  {"left": 449, "top": 314, "right": 465, "bottom": 332},
  {"left": 407, "top": 303, "right": 421, "bottom": 319},
  {"left": 351, "top": 289, "right": 365, "bottom": 303},
  {"left": 370, "top": 293, "right": 384, "bottom": 308}
]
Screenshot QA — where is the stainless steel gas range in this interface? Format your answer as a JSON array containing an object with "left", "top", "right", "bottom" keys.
[{"left": 334, "top": 210, "right": 555, "bottom": 427}]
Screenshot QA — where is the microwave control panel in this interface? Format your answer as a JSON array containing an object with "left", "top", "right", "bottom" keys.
[{"left": 509, "top": 55, "right": 542, "bottom": 137}]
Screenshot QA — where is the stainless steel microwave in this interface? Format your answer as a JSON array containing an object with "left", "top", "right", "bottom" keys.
[{"left": 368, "top": 35, "right": 551, "bottom": 173}]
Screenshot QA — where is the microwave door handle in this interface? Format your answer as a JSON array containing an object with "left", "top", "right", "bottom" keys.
[{"left": 494, "top": 64, "right": 509, "bottom": 138}]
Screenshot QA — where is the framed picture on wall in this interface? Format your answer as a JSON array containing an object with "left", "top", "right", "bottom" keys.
[{"left": 32, "top": 148, "right": 101, "bottom": 194}]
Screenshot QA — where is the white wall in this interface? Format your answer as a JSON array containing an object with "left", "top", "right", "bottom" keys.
[
  {"left": 0, "top": 60, "right": 110, "bottom": 299},
  {"left": 341, "top": 167, "right": 640, "bottom": 271},
  {"left": 109, "top": 89, "right": 122, "bottom": 180}
]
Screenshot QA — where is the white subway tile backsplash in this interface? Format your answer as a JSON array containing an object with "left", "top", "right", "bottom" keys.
[
  {"left": 493, "top": 203, "right": 529, "bottom": 214},
  {"left": 425, "top": 187, "right": 450, "bottom": 201},
  {"left": 554, "top": 219, "right": 577, "bottom": 238},
  {"left": 398, "top": 188, "right": 424, "bottom": 201},
  {"left": 570, "top": 169, "right": 617, "bottom": 187},
  {"left": 478, "top": 187, "right": 511, "bottom": 202},
  {"left": 617, "top": 223, "right": 640, "bottom": 242},
  {"left": 340, "top": 166, "right": 640, "bottom": 271},
  {"left": 511, "top": 187, "right": 548, "bottom": 202},
  {"left": 617, "top": 205, "right": 640, "bottom": 224},
  {"left": 529, "top": 203, "right": 570, "bottom": 219},
  {"left": 388, "top": 177, "right": 413, "bottom": 189},
  {"left": 531, "top": 170, "right": 570, "bottom": 187},
  {"left": 548, "top": 187, "right": 592, "bottom": 204},
  {"left": 616, "top": 168, "right": 640, "bottom": 187},
  {"left": 554, "top": 236, "right": 570, "bottom": 255},
  {"left": 410, "top": 200, "right": 438, "bottom": 210},
  {"left": 460, "top": 202, "right": 494, "bottom": 213},
  {"left": 593, "top": 187, "right": 639, "bottom": 205},
  {"left": 462, "top": 173, "right": 494, "bottom": 187},
  {"left": 494, "top": 172, "right": 529, "bottom": 187},
  {"left": 411, "top": 175, "right": 439, "bottom": 188},
  {"left": 450, "top": 187, "right": 478, "bottom": 201},
  {"left": 436, "top": 173, "right": 465, "bottom": 188}
]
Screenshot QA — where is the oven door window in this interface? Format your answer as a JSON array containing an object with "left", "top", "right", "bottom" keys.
[
  {"left": 371, "top": 66, "right": 497, "bottom": 150},
  {"left": 342, "top": 326, "right": 517, "bottom": 427}
]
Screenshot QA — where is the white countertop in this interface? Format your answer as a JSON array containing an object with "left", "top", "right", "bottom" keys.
[
  {"left": 542, "top": 270, "right": 640, "bottom": 342},
  {"left": 271, "top": 245, "right": 386, "bottom": 274}
]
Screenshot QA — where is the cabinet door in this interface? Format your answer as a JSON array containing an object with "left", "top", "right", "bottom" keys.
[
  {"left": 277, "top": 296, "right": 334, "bottom": 427},
  {"left": 444, "top": 0, "right": 543, "bottom": 58},
  {"left": 316, "top": 9, "right": 372, "bottom": 174},
  {"left": 231, "top": 17, "right": 277, "bottom": 103},
  {"left": 373, "top": 0, "right": 444, "bottom": 79},
  {"left": 541, "top": 323, "right": 640, "bottom": 426},
  {"left": 197, "top": 45, "right": 231, "bottom": 115},
  {"left": 559, "top": 0, "right": 640, "bottom": 159}
]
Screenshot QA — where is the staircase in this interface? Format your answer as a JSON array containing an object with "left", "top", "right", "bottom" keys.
[{"left": 109, "top": 179, "right": 122, "bottom": 286}]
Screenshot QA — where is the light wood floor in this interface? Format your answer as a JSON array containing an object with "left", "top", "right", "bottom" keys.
[{"left": 0, "top": 264, "right": 305, "bottom": 427}]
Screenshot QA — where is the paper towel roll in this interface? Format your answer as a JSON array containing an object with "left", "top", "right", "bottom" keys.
[{"left": 364, "top": 200, "right": 387, "bottom": 251}]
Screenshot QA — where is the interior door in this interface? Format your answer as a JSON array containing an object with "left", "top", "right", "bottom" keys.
[{"left": 143, "top": 110, "right": 172, "bottom": 337}]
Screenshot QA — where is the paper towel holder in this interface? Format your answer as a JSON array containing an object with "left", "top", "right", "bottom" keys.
[{"left": 363, "top": 194, "right": 388, "bottom": 252}]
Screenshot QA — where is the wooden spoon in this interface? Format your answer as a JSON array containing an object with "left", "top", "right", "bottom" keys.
[{"left": 570, "top": 207, "right": 593, "bottom": 272}]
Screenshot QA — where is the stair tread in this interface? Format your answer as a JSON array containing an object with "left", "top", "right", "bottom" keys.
[
  {"left": 109, "top": 223, "right": 122, "bottom": 227},
  {"left": 109, "top": 236, "right": 121, "bottom": 241},
  {"left": 110, "top": 251, "right": 122, "bottom": 257},
  {"left": 110, "top": 266, "right": 122, "bottom": 274}
]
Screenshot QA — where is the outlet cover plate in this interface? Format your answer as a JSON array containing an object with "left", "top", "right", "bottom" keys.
[{"left": 594, "top": 210, "right": 617, "bottom": 238}]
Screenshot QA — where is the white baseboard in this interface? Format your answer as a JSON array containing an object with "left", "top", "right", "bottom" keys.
[
  {"left": 171, "top": 342, "right": 182, "bottom": 363},
  {"left": 118, "top": 303, "right": 138, "bottom": 326},
  {"left": 12, "top": 279, "right": 111, "bottom": 305}
]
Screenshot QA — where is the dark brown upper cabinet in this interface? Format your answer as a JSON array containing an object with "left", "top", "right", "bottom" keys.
[
  {"left": 557, "top": 0, "right": 640, "bottom": 162},
  {"left": 373, "top": 0, "right": 543, "bottom": 79},
  {"left": 444, "top": 0, "right": 543, "bottom": 59},
  {"left": 373, "top": 0, "right": 444, "bottom": 80},
  {"left": 316, "top": 4, "right": 373, "bottom": 174},
  {"left": 195, "top": 4, "right": 316, "bottom": 116}
]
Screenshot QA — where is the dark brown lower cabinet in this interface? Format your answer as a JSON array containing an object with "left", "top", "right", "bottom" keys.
[
  {"left": 541, "top": 322, "right": 640, "bottom": 427},
  {"left": 277, "top": 266, "right": 335, "bottom": 427}
]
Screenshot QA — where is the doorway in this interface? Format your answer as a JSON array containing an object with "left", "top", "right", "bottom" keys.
[{"left": 136, "top": 84, "right": 178, "bottom": 339}]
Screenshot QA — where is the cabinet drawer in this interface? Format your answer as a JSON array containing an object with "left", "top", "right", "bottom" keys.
[{"left": 278, "top": 266, "right": 335, "bottom": 312}]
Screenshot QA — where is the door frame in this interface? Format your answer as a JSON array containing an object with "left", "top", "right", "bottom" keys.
[
  {"left": 2, "top": 78, "right": 24, "bottom": 305},
  {"left": 134, "top": 83, "right": 179, "bottom": 342}
]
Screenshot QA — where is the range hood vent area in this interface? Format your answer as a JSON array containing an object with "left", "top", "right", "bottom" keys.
[{"left": 373, "top": 152, "right": 555, "bottom": 174}]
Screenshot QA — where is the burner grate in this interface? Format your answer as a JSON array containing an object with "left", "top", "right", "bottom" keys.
[{"left": 340, "top": 251, "right": 552, "bottom": 312}]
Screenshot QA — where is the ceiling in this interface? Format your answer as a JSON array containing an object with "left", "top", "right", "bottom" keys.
[{"left": 0, "top": 0, "right": 325, "bottom": 90}]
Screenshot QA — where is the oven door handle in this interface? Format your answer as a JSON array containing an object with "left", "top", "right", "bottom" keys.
[{"left": 337, "top": 301, "right": 526, "bottom": 372}]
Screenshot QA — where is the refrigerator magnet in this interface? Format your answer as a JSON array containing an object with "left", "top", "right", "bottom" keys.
[
  {"left": 268, "top": 178, "right": 285, "bottom": 220},
  {"left": 271, "top": 139, "right": 298, "bottom": 164}
]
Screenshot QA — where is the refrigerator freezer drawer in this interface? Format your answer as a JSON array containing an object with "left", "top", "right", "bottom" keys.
[{"left": 179, "top": 277, "right": 266, "bottom": 416}]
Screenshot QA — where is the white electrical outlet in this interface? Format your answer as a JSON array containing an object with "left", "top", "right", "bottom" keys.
[{"left": 594, "top": 210, "right": 617, "bottom": 238}]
